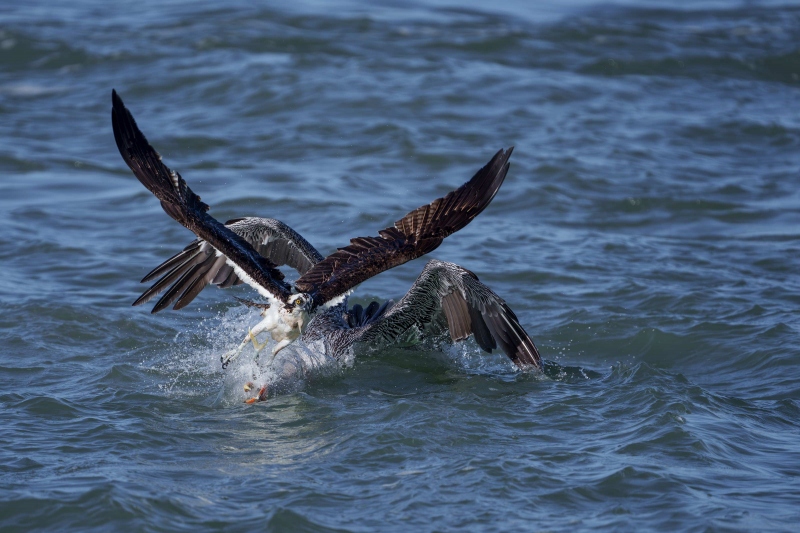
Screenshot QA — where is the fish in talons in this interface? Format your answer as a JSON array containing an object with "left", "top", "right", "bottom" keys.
[{"left": 244, "top": 384, "right": 268, "bottom": 404}]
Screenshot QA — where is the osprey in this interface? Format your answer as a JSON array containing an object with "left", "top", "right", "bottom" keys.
[{"left": 112, "top": 90, "right": 541, "bottom": 402}]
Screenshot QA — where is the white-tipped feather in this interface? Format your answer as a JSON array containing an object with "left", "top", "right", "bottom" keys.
[
  {"left": 226, "top": 258, "right": 282, "bottom": 303},
  {"left": 322, "top": 290, "right": 353, "bottom": 309}
]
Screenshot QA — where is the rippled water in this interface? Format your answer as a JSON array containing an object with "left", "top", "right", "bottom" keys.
[{"left": 2, "top": 0, "right": 800, "bottom": 530}]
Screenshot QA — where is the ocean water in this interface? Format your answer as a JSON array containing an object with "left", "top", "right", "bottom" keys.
[{"left": 1, "top": 0, "right": 799, "bottom": 530}]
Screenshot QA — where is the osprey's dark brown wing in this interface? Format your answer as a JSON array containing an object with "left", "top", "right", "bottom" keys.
[
  {"left": 295, "top": 147, "right": 513, "bottom": 308},
  {"left": 111, "top": 90, "right": 293, "bottom": 306}
]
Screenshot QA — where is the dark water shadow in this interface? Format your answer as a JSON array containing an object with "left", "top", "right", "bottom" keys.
[{"left": 542, "top": 359, "right": 604, "bottom": 382}]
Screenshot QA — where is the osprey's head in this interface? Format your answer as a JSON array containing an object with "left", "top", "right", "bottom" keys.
[
  {"left": 281, "top": 293, "right": 313, "bottom": 333},
  {"left": 285, "top": 293, "right": 312, "bottom": 313}
]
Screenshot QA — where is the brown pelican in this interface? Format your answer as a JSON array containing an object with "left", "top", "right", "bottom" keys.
[{"left": 112, "top": 90, "right": 541, "bottom": 402}]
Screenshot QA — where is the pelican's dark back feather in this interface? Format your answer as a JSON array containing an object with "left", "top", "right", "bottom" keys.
[{"left": 302, "top": 259, "right": 540, "bottom": 370}]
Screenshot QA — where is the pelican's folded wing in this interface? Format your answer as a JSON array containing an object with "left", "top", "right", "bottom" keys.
[{"left": 362, "top": 260, "right": 540, "bottom": 370}]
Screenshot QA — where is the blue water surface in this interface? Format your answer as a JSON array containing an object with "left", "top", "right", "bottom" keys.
[{"left": 1, "top": 0, "right": 799, "bottom": 531}]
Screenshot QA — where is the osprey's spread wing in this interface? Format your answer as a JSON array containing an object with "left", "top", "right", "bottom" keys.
[
  {"left": 295, "top": 148, "right": 513, "bottom": 308},
  {"left": 135, "top": 217, "right": 324, "bottom": 312},
  {"left": 112, "top": 90, "right": 293, "bottom": 306},
  {"left": 363, "top": 260, "right": 541, "bottom": 370}
]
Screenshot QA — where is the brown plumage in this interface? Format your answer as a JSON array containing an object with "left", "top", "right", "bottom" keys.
[
  {"left": 133, "top": 218, "right": 322, "bottom": 312},
  {"left": 295, "top": 147, "right": 513, "bottom": 308},
  {"left": 381, "top": 260, "right": 541, "bottom": 369},
  {"left": 304, "top": 259, "right": 541, "bottom": 370},
  {"left": 113, "top": 91, "right": 539, "bottom": 371},
  {"left": 111, "top": 90, "right": 293, "bottom": 305}
]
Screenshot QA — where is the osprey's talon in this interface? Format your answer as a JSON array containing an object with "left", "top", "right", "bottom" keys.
[
  {"left": 249, "top": 329, "right": 267, "bottom": 352},
  {"left": 220, "top": 348, "right": 239, "bottom": 370}
]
